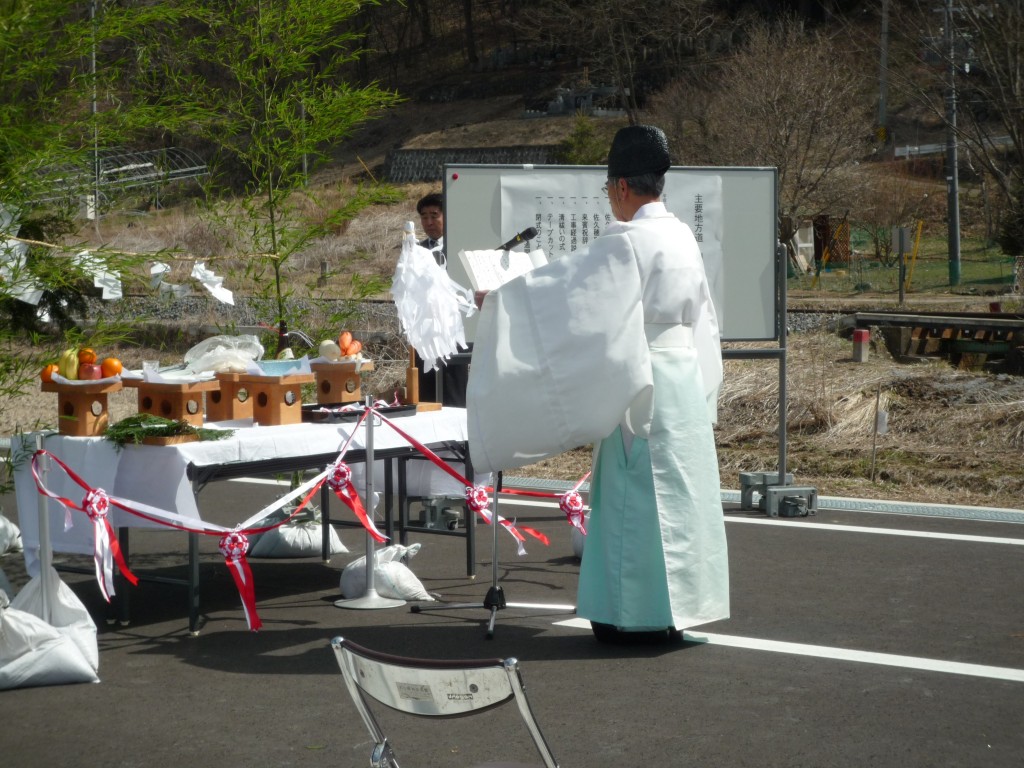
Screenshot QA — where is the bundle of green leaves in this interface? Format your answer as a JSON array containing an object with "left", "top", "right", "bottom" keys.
[{"left": 103, "top": 414, "right": 234, "bottom": 448}]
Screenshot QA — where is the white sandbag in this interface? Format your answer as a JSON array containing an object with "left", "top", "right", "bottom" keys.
[
  {"left": 0, "top": 513, "right": 22, "bottom": 555},
  {"left": 248, "top": 504, "right": 348, "bottom": 559},
  {"left": 12, "top": 567, "right": 99, "bottom": 673},
  {"left": 340, "top": 543, "right": 434, "bottom": 602},
  {"left": 0, "top": 590, "right": 99, "bottom": 690}
]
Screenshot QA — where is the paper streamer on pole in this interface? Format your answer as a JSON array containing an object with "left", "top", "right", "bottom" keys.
[{"left": 391, "top": 221, "right": 474, "bottom": 371}]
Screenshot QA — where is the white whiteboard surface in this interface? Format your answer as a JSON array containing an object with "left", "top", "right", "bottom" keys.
[{"left": 443, "top": 164, "right": 778, "bottom": 342}]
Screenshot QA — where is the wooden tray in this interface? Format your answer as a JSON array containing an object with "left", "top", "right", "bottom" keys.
[{"left": 142, "top": 433, "right": 200, "bottom": 446}]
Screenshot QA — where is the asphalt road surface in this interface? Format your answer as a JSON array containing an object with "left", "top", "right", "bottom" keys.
[{"left": 2, "top": 476, "right": 1022, "bottom": 768}]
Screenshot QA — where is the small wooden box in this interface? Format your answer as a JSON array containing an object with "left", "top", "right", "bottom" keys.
[
  {"left": 207, "top": 372, "right": 255, "bottom": 422},
  {"left": 122, "top": 378, "right": 220, "bottom": 427},
  {"left": 234, "top": 372, "right": 315, "bottom": 426},
  {"left": 311, "top": 360, "right": 374, "bottom": 405},
  {"left": 42, "top": 380, "right": 124, "bottom": 437}
]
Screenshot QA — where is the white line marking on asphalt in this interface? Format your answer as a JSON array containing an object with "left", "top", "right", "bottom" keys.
[
  {"left": 226, "top": 480, "right": 1022, "bottom": 545},
  {"left": 553, "top": 618, "right": 1024, "bottom": 682},
  {"left": 726, "top": 516, "right": 1024, "bottom": 545},
  {"left": 229, "top": 477, "right": 292, "bottom": 486}
]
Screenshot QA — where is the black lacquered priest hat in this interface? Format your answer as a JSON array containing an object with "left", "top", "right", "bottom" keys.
[{"left": 607, "top": 124, "right": 671, "bottom": 178}]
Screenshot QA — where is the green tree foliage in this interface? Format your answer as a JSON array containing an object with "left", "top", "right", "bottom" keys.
[
  {"left": 555, "top": 113, "right": 610, "bottom": 165},
  {"left": 152, "top": 0, "right": 405, "bottom": 351},
  {"left": 0, "top": 0, "right": 192, "bottom": 415}
]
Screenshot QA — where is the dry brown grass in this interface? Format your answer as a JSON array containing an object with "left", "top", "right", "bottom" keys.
[{"left": 518, "top": 329, "right": 1024, "bottom": 512}]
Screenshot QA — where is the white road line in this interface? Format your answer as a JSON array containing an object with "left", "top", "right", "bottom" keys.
[
  {"left": 229, "top": 477, "right": 292, "bottom": 486},
  {"left": 726, "top": 516, "right": 1024, "bottom": 545},
  {"left": 553, "top": 618, "right": 1024, "bottom": 683},
  {"left": 225, "top": 480, "right": 1022, "bottom": 545}
]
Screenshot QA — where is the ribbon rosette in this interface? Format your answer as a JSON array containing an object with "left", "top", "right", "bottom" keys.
[
  {"left": 465, "top": 484, "right": 490, "bottom": 514},
  {"left": 326, "top": 458, "right": 387, "bottom": 543},
  {"left": 559, "top": 489, "right": 587, "bottom": 535},
  {"left": 82, "top": 488, "right": 137, "bottom": 601},
  {"left": 219, "top": 531, "right": 261, "bottom": 631}
]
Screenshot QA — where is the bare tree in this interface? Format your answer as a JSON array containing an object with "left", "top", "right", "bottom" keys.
[
  {"left": 889, "top": 2, "right": 1023, "bottom": 201},
  {"left": 649, "top": 19, "right": 874, "bottom": 243},
  {"left": 852, "top": 166, "right": 934, "bottom": 266},
  {"left": 882, "top": 1, "right": 1024, "bottom": 252}
]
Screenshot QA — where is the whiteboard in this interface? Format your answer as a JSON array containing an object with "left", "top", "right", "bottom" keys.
[{"left": 443, "top": 164, "right": 778, "bottom": 342}]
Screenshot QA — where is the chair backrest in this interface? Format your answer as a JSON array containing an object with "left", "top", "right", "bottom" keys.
[{"left": 330, "top": 636, "right": 559, "bottom": 768}]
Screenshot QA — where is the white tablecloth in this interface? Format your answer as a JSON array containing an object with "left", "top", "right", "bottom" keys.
[{"left": 13, "top": 409, "right": 472, "bottom": 573}]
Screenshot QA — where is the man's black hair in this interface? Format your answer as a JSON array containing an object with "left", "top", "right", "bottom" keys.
[{"left": 416, "top": 192, "right": 443, "bottom": 214}]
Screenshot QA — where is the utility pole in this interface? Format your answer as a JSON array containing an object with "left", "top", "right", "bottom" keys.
[
  {"left": 878, "top": 0, "right": 889, "bottom": 144},
  {"left": 944, "top": 0, "right": 962, "bottom": 286}
]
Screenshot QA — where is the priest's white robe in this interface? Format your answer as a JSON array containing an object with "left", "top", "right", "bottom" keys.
[{"left": 467, "top": 201, "right": 729, "bottom": 631}]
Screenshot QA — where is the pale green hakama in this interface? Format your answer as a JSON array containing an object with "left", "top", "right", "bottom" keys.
[{"left": 577, "top": 335, "right": 728, "bottom": 630}]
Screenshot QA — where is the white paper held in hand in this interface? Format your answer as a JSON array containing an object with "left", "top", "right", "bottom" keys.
[{"left": 457, "top": 248, "right": 548, "bottom": 292}]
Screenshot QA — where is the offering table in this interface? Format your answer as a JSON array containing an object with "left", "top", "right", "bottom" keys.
[{"left": 12, "top": 408, "right": 477, "bottom": 632}]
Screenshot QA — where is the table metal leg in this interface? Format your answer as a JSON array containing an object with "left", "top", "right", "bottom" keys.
[
  {"left": 116, "top": 527, "right": 131, "bottom": 625},
  {"left": 321, "top": 482, "right": 331, "bottom": 562},
  {"left": 188, "top": 531, "right": 200, "bottom": 634}
]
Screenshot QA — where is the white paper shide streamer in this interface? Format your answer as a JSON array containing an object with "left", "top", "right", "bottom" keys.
[{"left": 391, "top": 221, "right": 474, "bottom": 371}]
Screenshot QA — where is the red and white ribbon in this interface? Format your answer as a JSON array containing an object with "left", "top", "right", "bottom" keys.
[
  {"left": 30, "top": 452, "right": 138, "bottom": 602},
  {"left": 219, "top": 532, "right": 261, "bottom": 631},
  {"left": 82, "top": 488, "right": 124, "bottom": 601},
  {"left": 326, "top": 457, "right": 387, "bottom": 543},
  {"left": 559, "top": 489, "right": 586, "bottom": 534},
  {"left": 559, "top": 472, "right": 590, "bottom": 534}
]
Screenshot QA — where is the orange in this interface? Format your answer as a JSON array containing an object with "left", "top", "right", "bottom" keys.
[
  {"left": 100, "top": 357, "right": 123, "bottom": 377},
  {"left": 78, "top": 347, "right": 97, "bottom": 365},
  {"left": 40, "top": 363, "right": 59, "bottom": 382},
  {"left": 338, "top": 330, "right": 353, "bottom": 354}
]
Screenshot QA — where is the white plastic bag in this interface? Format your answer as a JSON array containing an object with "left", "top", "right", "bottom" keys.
[
  {"left": 247, "top": 504, "right": 348, "bottom": 559},
  {"left": 184, "top": 334, "right": 264, "bottom": 374},
  {"left": 340, "top": 543, "right": 434, "bottom": 601},
  {"left": 0, "top": 513, "right": 21, "bottom": 555}
]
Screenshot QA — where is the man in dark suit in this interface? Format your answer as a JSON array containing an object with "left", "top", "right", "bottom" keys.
[{"left": 417, "top": 192, "right": 445, "bottom": 266}]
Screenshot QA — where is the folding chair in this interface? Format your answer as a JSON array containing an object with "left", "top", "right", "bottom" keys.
[{"left": 330, "top": 636, "right": 560, "bottom": 768}]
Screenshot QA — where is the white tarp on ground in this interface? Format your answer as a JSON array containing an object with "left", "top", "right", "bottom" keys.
[{"left": 0, "top": 568, "right": 99, "bottom": 690}]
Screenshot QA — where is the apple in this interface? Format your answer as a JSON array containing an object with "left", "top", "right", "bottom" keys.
[{"left": 78, "top": 363, "right": 103, "bottom": 380}]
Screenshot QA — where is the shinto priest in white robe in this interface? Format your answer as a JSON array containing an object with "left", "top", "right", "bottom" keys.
[{"left": 467, "top": 201, "right": 729, "bottom": 631}]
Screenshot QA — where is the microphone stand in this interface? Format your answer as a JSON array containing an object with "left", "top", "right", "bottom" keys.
[{"left": 412, "top": 472, "right": 575, "bottom": 639}]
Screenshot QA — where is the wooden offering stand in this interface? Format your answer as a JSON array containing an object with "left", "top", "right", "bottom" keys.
[
  {"left": 403, "top": 347, "right": 442, "bottom": 412},
  {"left": 42, "top": 380, "right": 124, "bottom": 437},
  {"left": 207, "top": 372, "right": 254, "bottom": 422},
  {"left": 233, "top": 372, "right": 315, "bottom": 426},
  {"left": 121, "top": 378, "right": 220, "bottom": 427},
  {"left": 311, "top": 359, "right": 373, "bottom": 405}
]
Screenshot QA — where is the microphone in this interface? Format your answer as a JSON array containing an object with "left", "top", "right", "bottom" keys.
[{"left": 496, "top": 227, "right": 538, "bottom": 251}]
